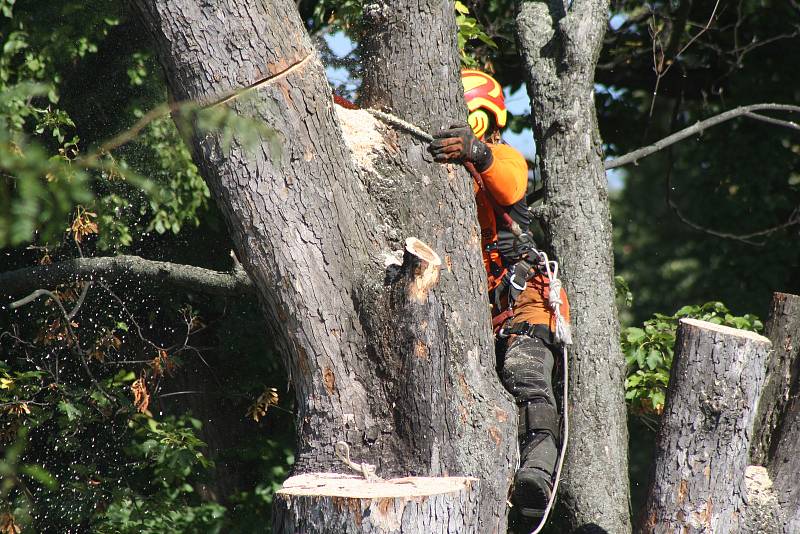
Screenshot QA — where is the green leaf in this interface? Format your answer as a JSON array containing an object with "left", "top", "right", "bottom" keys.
[
  {"left": 625, "top": 327, "right": 645, "bottom": 344},
  {"left": 645, "top": 349, "right": 662, "bottom": 370},
  {"left": 477, "top": 33, "right": 497, "bottom": 47},
  {"left": 649, "top": 390, "right": 666, "bottom": 411},
  {"left": 625, "top": 373, "right": 642, "bottom": 387},
  {"left": 675, "top": 305, "right": 697, "bottom": 316},
  {"left": 634, "top": 346, "right": 646, "bottom": 367},
  {"left": 111, "top": 370, "right": 136, "bottom": 384},
  {"left": 58, "top": 400, "right": 82, "bottom": 421},
  {"left": 19, "top": 464, "right": 58, "bottom": 489}
]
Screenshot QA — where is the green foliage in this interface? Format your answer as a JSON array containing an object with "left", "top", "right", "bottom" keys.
[
  {"left": 118, "top": 114, "right": 210, "bottom": 240},
  {"left": 622, "top": 302, "right": 762, "bottom": 417},
  {"left": 94, "top": 416, "right": 227, "bottom": 534},
  {"left": 0, "top": 2, "right": 276, "bottom": 250},
  {"left": 305, "top": 1, "right": 495, "bottom": 68},
  {"left": 614, "top": 275, "right": 633, "bottom": 309},
  {"left": 1, "top": 283, "right": 293, "bottom": 532},
  {"left": 455, "top": 2, "right": 497, "bottom": 67},
  {"left": 308, "top": 0, "right": 364, "bottom": 32},
  {"left": 0, "top": 0, "right": 14, "bottom": 18},
  {"left": 1, "top": 3, "right": 298, "bottom": 527},
  {"left": 0, "top": 83, "right": 93, "bottom": 246}
]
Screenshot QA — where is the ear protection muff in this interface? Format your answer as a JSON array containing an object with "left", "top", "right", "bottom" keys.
[{"left": 468, "top": 109, "right": 491, "bottom": 139}]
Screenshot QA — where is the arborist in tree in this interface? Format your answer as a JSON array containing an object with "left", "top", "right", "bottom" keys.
[{"left": 428, "top": 69, "right": 571, "bottom": 525}]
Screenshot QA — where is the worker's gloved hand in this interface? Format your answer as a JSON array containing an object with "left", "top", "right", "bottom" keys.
[{"left": 428, "top": 124, "right": 493, "bottom": 172}]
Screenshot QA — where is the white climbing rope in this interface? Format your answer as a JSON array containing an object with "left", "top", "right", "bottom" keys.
[
  {"left": 534, "top": 248, "right": 573, "bottom": 346},
  {"left": 365, "top": 109, "right": 435, "bottom": 143},
  {"left": 524, "top": 247, "right": 571, "bottom": 534},
  {"left": 529, "top": 342, "right": 569, "bottom": 534}
]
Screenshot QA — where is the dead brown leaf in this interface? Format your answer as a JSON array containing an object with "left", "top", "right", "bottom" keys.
[
  {"left": 245, "top": 387, "right": 279, "bottom": 422},
  {"left": 131, "top": 376, "right": 150, "bottom": 415}
]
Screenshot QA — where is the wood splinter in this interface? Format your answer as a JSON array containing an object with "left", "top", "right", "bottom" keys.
[{"left": 402, "top": 237, "right": 441, "bottom": 303}]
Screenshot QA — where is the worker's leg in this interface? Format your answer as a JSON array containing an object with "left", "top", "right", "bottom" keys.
[{"left": 499, "top": 333, "right": 559, "bottom": 519}]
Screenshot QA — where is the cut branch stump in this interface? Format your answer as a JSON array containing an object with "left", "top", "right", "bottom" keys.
[
  {"left": 641, "top": 319, "right": 771, "bottom": 533},
  {"left": 273, "top": 473, "right": 479, "bottom": 533}
]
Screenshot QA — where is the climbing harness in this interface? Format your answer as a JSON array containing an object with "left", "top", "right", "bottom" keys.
[
  {"left": 493, "top": 246, "right": 571, "bottom": 346},
  {"left": 364, "top": 106, "right": 571, "bottom": 534}
]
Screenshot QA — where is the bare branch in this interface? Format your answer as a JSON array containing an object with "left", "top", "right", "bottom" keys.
[
  {"left": 744, "top": 112, "right": 800, "bottom": 131},
  {"left": 662, "top": 138, "right": 800, "bottom": 245},
  {"left": 9, "top": 288, "right": 112, "bottom": 399},
  {"left": 606, "top": 103, "right": 800, "bottom": 169},
  {"left": 648, "top": 0, "right": 721, "bottom": 118},
  {"left": 0, "top": 255, "right": 254, "bottom": 305},
  {"left": 669, "top": 196, "right": 800, "bottom": 246},
  {"left": 66, "top": 282, "right": 92, "bottom": 320}
]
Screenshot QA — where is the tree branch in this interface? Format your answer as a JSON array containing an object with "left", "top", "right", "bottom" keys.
[
  {"left": 1, "top": 255, "right": 254, "bottom": 305},
  {"left": 605, "top": 103, "right": 800, "bottom": 169}
]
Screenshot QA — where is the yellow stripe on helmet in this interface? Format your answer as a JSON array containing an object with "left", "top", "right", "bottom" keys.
[
  {"left": 465, "top": 97, "right": 507, "bottom": 128},
  {"left": 468, "top": 109, "right": 490, "bottom": 139},
  {"left": 461, "top": 70, "right": 503, "bottom": 97}
]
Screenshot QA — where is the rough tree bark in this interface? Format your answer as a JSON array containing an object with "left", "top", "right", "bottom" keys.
[
  {"left": 769, "top": 382, "right": 800, "bottom": 533},
  {"left": 641, "top": 319, "right": 771, "bottom": 533},
  {"left": 752, "top": 292, "right": 800, "bottom": 464},
  {"left": 132, "top": 1, "right": 516, "bottom": 531},
  {"left": 515, "top": 1, "right": 631, "bottom": 532},
  {"left": 756, "top": 293, "right": 800, "bottom": 533}
]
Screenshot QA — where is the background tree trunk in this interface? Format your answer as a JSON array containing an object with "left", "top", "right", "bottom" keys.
[
  {"left": 769, "top": 389, "right": 800, "bottom": 532},
  {"left": 641, "top": 319, "right": 771, "bottom": 533},
  {"left": 751, "top": 292, "right": 800, "bottom": 464},
  {"left": 132, "top": 1, "right": 516, "bottom": 531},
  {"left": 515, "top": 1, "right": 631, "bottom": 531},
  {"left": 754, "top": 293, "right": 800, "bottom": 532}
]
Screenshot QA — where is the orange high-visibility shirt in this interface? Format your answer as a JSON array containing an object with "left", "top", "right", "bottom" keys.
[{"left": 475, "top": 144, "right": 570, "bottom": 330}]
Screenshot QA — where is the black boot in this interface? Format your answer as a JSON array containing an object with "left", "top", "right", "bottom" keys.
[{"left": 514, "top": 401, "right": 559, "bottom": 518}]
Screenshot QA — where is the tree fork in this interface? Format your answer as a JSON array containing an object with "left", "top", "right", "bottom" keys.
[
  {"left": 641, "top": 319, "right": 771, "bottom": 533},
  {"left": 134, "top": 1, "right": 515, "bottom": 530}
]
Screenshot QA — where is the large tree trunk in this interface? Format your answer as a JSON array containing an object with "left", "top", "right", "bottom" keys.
[
  {"left": 641, "top": 319, "right": 771, "bottom": 533},
  {"left": 132, "top": 1, "right": 516, "bottom": 531},
  {"left": 515, "top": 1, "right": 631, "bottom": 532}
]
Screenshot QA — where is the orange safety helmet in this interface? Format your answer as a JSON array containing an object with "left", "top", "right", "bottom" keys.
[{"left": 462, "top": 69, "right": 507, "bottom": 139}]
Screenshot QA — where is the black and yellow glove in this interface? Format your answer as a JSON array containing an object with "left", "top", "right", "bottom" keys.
[{"left": 428, "top": 124, "right": 494, "bottom": 172}]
